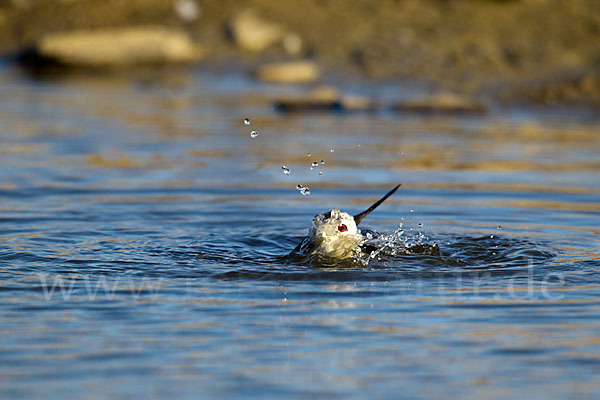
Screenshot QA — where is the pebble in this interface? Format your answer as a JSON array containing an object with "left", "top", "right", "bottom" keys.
[
  {"left": 174, "top": 0, "right": 201, "bottom": 22},
  {"left": 229, "top": 10, "right": 285, "bottom": 53},
  {"left": 256, "top": 61, "right": 320, "bottom": 83},
  {"left": 32, "top": 26, "right": 204, "bottom": 67},
  {"left": 273, "top": 86, "right": 378, "bottom": 113}
]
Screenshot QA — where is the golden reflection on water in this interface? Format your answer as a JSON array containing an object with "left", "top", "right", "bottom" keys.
[{"left": 1, "top": 69, "right": 599, "bottom": 400}]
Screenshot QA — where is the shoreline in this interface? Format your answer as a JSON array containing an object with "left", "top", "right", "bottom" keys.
[{"left": 0, "top": 0, "right": 598, "bottom": 107}]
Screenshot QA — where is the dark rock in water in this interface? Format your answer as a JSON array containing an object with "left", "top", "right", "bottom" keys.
[
  {"left": 274, "top": 85, "right": 379, "bottom": 113},
  {"left": 394, "top": 93, "right": 487, "bottom": 115},
  {"left": 256, "top": 60, "right": 320, "bottom": 83},
  {"left": 275, "top": 98, "right": 343, "bottom": 113},
  {"left": 275, "top": 86, "right": 339, "bottom": 112},
  {"left": 23, "top": 26, "right": 204, "bottom": 68}
]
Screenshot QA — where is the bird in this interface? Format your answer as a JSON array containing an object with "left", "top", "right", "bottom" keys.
[{"left": 293, "top": 184, "right": 401, "bottom": 259}]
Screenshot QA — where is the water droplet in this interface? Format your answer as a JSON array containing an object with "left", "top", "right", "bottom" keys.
[
  {"left": 281, "top": 166, "right": 290, "bottom": 175},
  {"left": 497, "top": 225, "right": 502, "bottom": 230},
  {"left": 243, "top": 118, "right": 250, "bottom": 125},
  {"left": 300, "top": 187, "right": 310, "bottom": 196},
  {"left": 306, "top": 153, "right": 311, "bottom": 157},
  {"left": 311, "top": 161, "right": 318, "bottom": 168},
  {"left": 296, "top": 184, "right": 303, "bottom": 190},
  {"left": 410, "top": 209, "right": 414, "bottom": 213},
  {"left": 490, "top": 234, "right": 495, "bottom": 239},
  {"left": 250, "top": 130, "right": 259, "bottom": 139},
  {"left": 330, "top": 148, "right": 335, "bottom": 153},
  {"left": 318, "top": 171, "right": 323, "bottom": 175},
  {"left": 418, "top": 223, "right": 423, "bottom": 227},
  {"left": 320, "top": 160, "right": 325, "bottom": 165}
]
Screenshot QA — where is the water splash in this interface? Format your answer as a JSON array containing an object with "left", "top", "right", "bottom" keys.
[{"left": 352, "top": 224, "right": 439, "bottom": 266}]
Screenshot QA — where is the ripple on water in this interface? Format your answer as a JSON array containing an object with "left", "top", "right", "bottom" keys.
[
  {"left": 1, "top": 67, "right": 599, "bottom": 400},
  {"left": 186, "top": 227, "right": 558, "bottom": 284}
]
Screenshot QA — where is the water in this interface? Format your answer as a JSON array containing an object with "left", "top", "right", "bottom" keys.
[{"left": 1, "top": 65, "right": 599, "bottom": 399}]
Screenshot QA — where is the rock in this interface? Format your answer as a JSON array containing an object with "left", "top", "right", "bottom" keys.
[
  {"left": 393, "top": 93, "right": 487, "bottom": 114},
  {"left": 307, "top": 86, "right": 340, "bottom": 101},
  {"left": 282, "top": 33, "right": 303, "bottom": 56},
  {"left": 256, "top": 61, "right": 320, "bottom": 83},
  {"left": 340, "top": 94, "right": 379, "bottom": 112},
  {"left": 31, "top": 26, "right": 203, "bottom": 67},
  {"left": 229, "top": 10, "right": 285, "bottom": 53},
  {"left": 274, "top": 86, "right": 340, "bottom": 112},
  {"left": 274, "top": 85, "right": 379, "bottom": 113},
  {"left": 174, "top": 0, "right": 201, "bottom": 22}
]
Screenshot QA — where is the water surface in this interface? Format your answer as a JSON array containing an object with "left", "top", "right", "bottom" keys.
[{"left": 1, "top": 66, "right": 599, "bottom": 399}]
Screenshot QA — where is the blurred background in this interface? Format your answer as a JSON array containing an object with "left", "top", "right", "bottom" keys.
[{"left": 0, "top": 0, "right": 598, "bottom": 106}]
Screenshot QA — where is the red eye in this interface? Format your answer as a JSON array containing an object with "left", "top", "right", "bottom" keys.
[{"left": 338, "top": 224, "right": 348, "bottom": 232}]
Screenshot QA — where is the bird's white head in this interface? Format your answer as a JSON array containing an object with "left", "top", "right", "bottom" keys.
[
  {"left": 308, "top": 209, "right": 363, "bottom": 258},
  {"left": 294, "top": 184, "right": 402, "bottom": 259},
  {"left": 310, "top": 208, "right": 360, "bottom": 240}
]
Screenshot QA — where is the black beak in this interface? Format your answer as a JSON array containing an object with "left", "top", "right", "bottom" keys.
[{"left": 353, "top": 184, "right": 401, "bottom": 226}]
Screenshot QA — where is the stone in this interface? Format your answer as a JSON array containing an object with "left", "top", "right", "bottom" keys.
[
  {"left": 174, "top": 0, "right": 201, "bottom": 22},
  {"left": 282, "top": 33, "right": 303, "bottom": 55},
  {"left": 274, "top": 85, "right": 379, "bottom": 113},
  {"left": 229, "top": 10, "right": 285, "bottom": 53},
  {"left": 33, "top": 26, "right": 203, "bottom": 67},
  {"left": 393, "top": 93, "right": 487, "bottom": 114},
  {"left": 274, "top": 86, "right": 339, "bottom": 112},
  {"left": 256, "top": 61, "right": 320, "bottom": 83},
  {"left": 340, "top": 94, "right": 379, "bottom": 112}
]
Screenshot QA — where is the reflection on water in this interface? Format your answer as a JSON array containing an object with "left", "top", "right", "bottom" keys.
[{"left": 0, "top": 65, "right": 599, "bottom": 399}]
